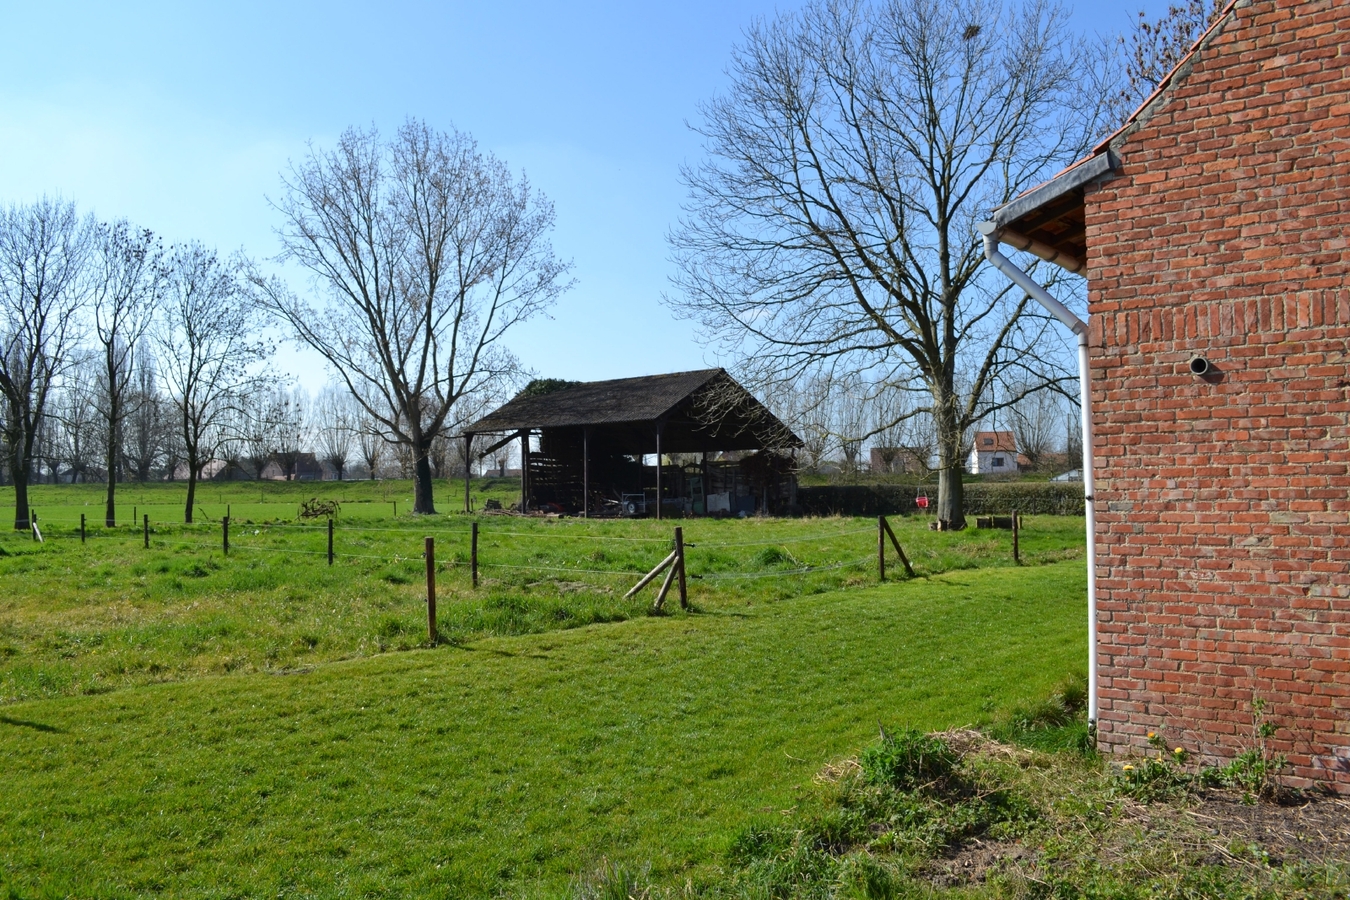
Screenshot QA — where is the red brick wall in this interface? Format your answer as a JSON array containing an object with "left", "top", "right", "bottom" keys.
[{"left": 1084, "top": 0, "right": 1350, "bottom": 790}]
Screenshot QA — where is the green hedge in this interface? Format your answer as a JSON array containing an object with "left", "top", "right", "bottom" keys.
[{"left": 797, "top": 482, "right": 1085, "bottom": 517}]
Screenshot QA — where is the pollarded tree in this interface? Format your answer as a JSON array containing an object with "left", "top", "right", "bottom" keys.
[
  {"left": 0, "top": 199, "right": 90, "bottom": 528},
  {"left": 123, "top": 344, "right": 172, "bottom": 483},
  {"left": 156, "top": 243, "right": 270, "bottom": 523},
  {"left": 253, "top": 119, "right": 573, "bottom": 514},
  {"left": 313, "top": 384, "right": 357, "bottom": 481},
  {"left": 668, "top": 0, "right": 1107, "bottom": 528}
]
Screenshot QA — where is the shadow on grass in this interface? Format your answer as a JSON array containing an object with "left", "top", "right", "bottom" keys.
[{"left": 0, "top": 715, "right": 65, "bottom": 733}]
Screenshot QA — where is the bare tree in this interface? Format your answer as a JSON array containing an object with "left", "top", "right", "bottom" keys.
[
  {"left": 831, "top": 375, "right": 869, "bottom": 478},
  {"left": 313, "top": 384, "right": 356, "bottom": 480},
  {"left": 668, "top": 0, "right": 1104, "bottom": 528},
  {"left": 88, "top": 220, "right": 165, "bottom": 525},
  {"left": 0, "top": 199, "right": 90, "bottom": 528},
  {"left": 1007, "top": 381, "right": 1063, "bottom": 471},
  {"left": 52, "top": 357, "right": 103, "bottom": 483},
  {"left": 123, "top": 345, "right": 171, "bottom": 482},
  {"left": 272, "top": 388, "right": 307, "bottom": 480},
  {"left": 252, "top": 119, "right": 573, "bottom": 513},
  {"left": 356, "top": 425, "right": 385, "bottom": 480},
  {"left": 1109, "top": 0, "right": 1226, "bottom": 126},
  {"left": 157, "top": 243, "right": 270, "bottom": 523}
]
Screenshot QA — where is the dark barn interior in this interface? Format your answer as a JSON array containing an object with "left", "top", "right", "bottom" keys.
[{"left": 463, "top": 369, "right": 801, "bottom": 517}]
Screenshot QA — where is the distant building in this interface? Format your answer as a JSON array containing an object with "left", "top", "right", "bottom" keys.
[
  {"left": 967, "top": 431, "right": 1018, "bottom": 475},
  {"left": 868, "top": 447, "right": 928, "bottom": 474}
]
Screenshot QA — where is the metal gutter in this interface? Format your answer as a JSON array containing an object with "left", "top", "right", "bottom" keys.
[{"left": 977, "top": 220, "right": 1100, "bottom": 726}]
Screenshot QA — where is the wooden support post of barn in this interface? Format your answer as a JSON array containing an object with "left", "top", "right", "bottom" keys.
[
  {"left": 463, "top": 434, "right": 473, "bottom": 514},
  {"left": 520, "top": 430, "right": 530, "bottom": 512},
  {"left": 425, "top": 536, "right": 437, "bottom": 644},
  {"left": 654, "top": 422, "right": 663, "bottom": 521},
  {"left": 582, "top": 427, "right": 590, "bottom": 518}
]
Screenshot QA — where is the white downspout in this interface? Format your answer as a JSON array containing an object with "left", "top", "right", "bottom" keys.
[{"left": 977, "top": 221, "right": 1099, "bottom": 726}]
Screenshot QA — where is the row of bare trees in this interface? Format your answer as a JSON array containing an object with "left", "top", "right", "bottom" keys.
[
  {"left": 0, "top": 200, "right": 270, "bottom": 528},
  {"left": 0, "top": 119, "right": 567, "bottom": 527},
  {"left": 764, "top": 370, "right": 1076, "bottom": 478}
]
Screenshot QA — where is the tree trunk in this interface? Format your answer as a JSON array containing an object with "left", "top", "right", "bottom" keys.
[
  {"left": 413, "top": 437, "right": 436, "bottom": 514},
  {"left": 10, "top": 445, "right": 30, "bottom": 530},
  {"left": 184, "top": 458, "right": 198, "bottom": 524},
  {"left": 104, "top": 397, "right": 119, "bottom": 528},
  {"left": 934, "top": 392, "right": 967, "bottom": 531}
]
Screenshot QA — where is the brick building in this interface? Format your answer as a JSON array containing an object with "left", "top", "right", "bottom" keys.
[{"left": 983, "top": 0, "right": 1350, "bottom": 790}]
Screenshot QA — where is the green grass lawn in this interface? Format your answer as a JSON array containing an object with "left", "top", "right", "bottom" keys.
[
  {"left": 0, "top": 560, "right": 1086, "bottom": 898},
  {"left": 0, "top": 481, "right": 1085, "bottom": 706}
]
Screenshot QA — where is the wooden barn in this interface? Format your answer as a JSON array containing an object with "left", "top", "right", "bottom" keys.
[
  {"left": 981, "top": 0, "right": 1350, "bottom": 790},
  {"left": 463, "top": 369, "right": 801, "bottom": 518}
]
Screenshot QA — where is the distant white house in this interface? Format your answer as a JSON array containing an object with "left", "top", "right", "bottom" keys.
[{"left": 968, "top": 430, "right": 1019, "bottom": 475}]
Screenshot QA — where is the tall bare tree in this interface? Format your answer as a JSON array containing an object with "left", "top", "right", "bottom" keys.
[
  {"left": 252, "top": 119, "right": 573, "bottom": 514},
  {"left": 0, "top": 199, "right": 90, "bottom": 528},
  {"left": 123, "top": 344, "right": 171, "bottom": 483},
  {"left": 668, "top": 0, "right": 1104, "bottom": 528},
  {"left": 156, "top": 243, "right": 269, "bottom": 523},
  {"left": 52, "top": 356, "right": 103, "bottom": 483},
  {"left": 89, "top": 220, "right": 165, "bottom": 525},
  {"left": 314, "top": 384, "right": 357, "bottom": 480},
  {"left": 1006, "top": 381, "right": 1063, "bottom": 471}
]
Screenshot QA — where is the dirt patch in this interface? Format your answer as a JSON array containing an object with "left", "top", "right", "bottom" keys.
[
  {"left": 925, "top": 837, "right": 1033, "bottom": 887},
  {"left": 1184, "top": 791, "right": 1350, "bottom": 867}
]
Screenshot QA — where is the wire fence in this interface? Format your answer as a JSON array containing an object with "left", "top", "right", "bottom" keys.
[{"left": 3, "top": 510, "right": 908, "bottom": 600}]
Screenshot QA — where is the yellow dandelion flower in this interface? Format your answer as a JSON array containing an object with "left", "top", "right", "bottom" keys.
[
  {"left": 1147, "top": 732, "right": 1157, "bottom": 739},
  {"left": 1122, "top": 764, "right": 1135, "bottom": 771},
  {"left": 1174, "top": 747, "right": 1184, "bottom": 754}
]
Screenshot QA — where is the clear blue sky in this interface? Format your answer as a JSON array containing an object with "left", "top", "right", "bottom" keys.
[{"left": 0, "top": 1, "right": 1167, "bottom": 393}]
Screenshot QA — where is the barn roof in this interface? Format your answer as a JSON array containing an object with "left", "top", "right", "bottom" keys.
[
  {"left": 465, "top": 368, "right": 802, "bottom": 453},
  {"left": 989, "top": 0, "right": 1240, "bottom": 264}
]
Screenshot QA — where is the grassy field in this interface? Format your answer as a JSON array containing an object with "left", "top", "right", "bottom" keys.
[
  {"left": 0, "top": 481, "right": 1091, "bottom": 896},
  {"left": 0, "top": 481, "right": 1084, "bottom": 706},
  {"left": 1, "top": 559, "right": 1086, "bottom": 897}
]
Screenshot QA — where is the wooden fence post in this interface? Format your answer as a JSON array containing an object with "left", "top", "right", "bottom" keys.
[
  {"left": 471, "top": 521, "right": 479, "bottom": 588},
  {"left": 674, "top": 526, "right": 687, "bottom": 609},
  {"left": 132, "top": 506, "right": 136, "bottom": 529},
  {"left": 881, "top": 517, "right": 915, "bottom": 578},
  {"left": 425, "top": 536, "right": 437, "bottom": 644},
  {"left": 223, "top": 516, "right": 229, "bottom": 555},
  {"left": 30, "top": 511, "right": 41, "bottom": 543},
  {"left": 327, "top": 517, "right": 334, "bottom": 565},
  {"left": 143, "top": 514, "right": 149, "bottom": 549},
  {"left": 1012, "top": 509, "right": 1020, "bottom": 564},
  {"left": 878, "top": 516, "right": 886, "bottom": 582},
  {"left": 80, "top": 513, "right": 86, "bottom": 544}
]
